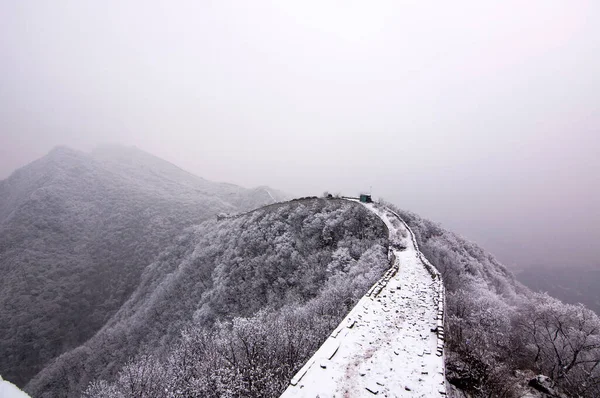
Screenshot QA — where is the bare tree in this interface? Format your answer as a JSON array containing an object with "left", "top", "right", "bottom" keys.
[{"left": 518, "top": 293, "right": 600, "bottom": 397}]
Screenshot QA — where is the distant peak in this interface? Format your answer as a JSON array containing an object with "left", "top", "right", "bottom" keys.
[
  {"left": 90, "top": 145, "right": 163, "bottom": 164},
  {"left": 91, "top": 144, "right": 144, "bottom": 154},
  {"left": 48, "top": 145, "right": 78, "bottom": 156},
  {"left": 43, "top": 146, "right": 86, "bottom": 163}
]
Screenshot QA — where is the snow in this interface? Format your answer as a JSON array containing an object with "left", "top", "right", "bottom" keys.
[
  {"left": 0, "top": 376, "right": 31, "bottom": 398},
  {"left": 264, "top": 188, "right": 277, "bottom": 203},
  {"left": 280, "top": 202, "right": 446, "bottom": 397}
]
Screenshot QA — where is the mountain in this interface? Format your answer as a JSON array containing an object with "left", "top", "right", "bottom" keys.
[
  {"left": 0, "top": 145, "right": 286, "bottom": 388},
  {"left": 24, "top": 198, "right": 389, "bottom": 397},
  {"left": 88, "top": 145, "right": 287, "bottom": 210},
  {"left": 3, "top": 147, "right": 600, "bottom": 398},
  {"left": 28, "top": 196, "right": 600, "bottom": 398},
  {"left": 388, "top": 203, "right": 600, "bottom": 398}
]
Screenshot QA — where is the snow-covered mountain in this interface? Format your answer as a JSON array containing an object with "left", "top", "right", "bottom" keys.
[
  {"left": 25, "top": 198, "right": 389, "bottom": 398},
  {"left": 0, "top": 145, "right": 287, "bottom": 389},
  {"left": 281, "top": 202, "right": 446, "bottom": 397},
  {"left": 2, "top": 147, "right": 599, "bottom": 398}
]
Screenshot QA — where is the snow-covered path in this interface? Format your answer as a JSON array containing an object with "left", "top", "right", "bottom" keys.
[{"left": 280, "top": 202, "right": 446, "bottom": 397}]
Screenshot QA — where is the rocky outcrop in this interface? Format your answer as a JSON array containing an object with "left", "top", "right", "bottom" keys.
[{"left": 527, "top": 375, "right": 568, "bottom": 398}]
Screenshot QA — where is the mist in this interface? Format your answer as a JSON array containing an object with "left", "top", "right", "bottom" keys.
[{"left": 1, "top": 0, "right": 598, "bottom": 269}]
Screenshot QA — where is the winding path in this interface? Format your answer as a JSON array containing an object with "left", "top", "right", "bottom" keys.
[{"left": 280, "top": 202, "right": 446, "bottom": 397}]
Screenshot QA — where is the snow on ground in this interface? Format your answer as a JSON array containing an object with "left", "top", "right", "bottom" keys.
[
  {"left": 264, "top": 188, "right": 277, "bottom": 203},
  {"left": 280, "top": 202, "right": 446, "bottom": 397},
  {"left": 0, "top": 376, "right": 31, "bottom": 398}
]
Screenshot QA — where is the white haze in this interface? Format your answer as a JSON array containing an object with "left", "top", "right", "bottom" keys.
[{"left": 1, "top": 0, "right": 599, "bottom": 269}]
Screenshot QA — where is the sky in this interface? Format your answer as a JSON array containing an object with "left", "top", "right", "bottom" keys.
[{"left": 1, "top": 0, "right": 599, "bottom": 269}]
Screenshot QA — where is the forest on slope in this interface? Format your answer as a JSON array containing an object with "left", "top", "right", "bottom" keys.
[
  {"left": 0, "top": 145, "right": 285, "bottom": 388},
  {"left": 385, "top": 202, "right": 600, "bottom": 398},
  {"left": 25, "top": 198, "right": 389, "bottom": 398},
  {"left": 3, "top": 146, "right": 599, "bottom": 398},
  {"left": 48, "top": 197, "right": 600, "bottom": 398}
]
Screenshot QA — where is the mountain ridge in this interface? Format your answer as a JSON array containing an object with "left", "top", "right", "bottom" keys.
[
  {"left": 0, "top": 145, "right": 287, "bottom": 387},
  {"left": 25, "top": 197, "right": 389, "bottom": 397},
  {"left": 2, "top": 148, "right": 599, "bottom": 398}
]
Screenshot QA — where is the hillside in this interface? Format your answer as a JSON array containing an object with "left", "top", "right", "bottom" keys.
[
  {"left": 281, "top": 202, "right": 446, "bottom": 397},
  {"left": 3, "top": 148, "right": 600, "bottom": 398},
  {"left": 31, "top": 196, "right": 600, "bottom": 398},
  {"left": 24, "top": 198, "right": 389, "bottom": 398},
  {"left": 0, "top": 145, "right": 285, "bottom": 388},
  {"left": 388, "top": 202, "right": 600, "bottom": 398}
]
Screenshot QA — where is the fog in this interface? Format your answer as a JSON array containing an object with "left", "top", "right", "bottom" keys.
[{"left": 1, "top": 1, "right": 599, "bottom": 269}]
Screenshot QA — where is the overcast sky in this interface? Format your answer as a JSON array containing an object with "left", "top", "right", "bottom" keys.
[{"left": 1, "top": 1, "right": 599, "bottom": 269}]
